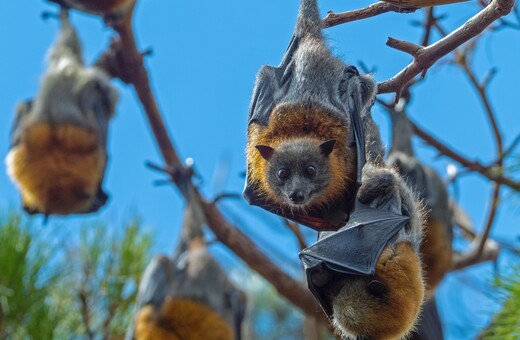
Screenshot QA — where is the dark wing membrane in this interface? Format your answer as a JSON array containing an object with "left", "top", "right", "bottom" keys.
[
  {"left": 248, "top": 36, "right": 300, "bottom": 126},
  {"left": 299, "top": 205, "right": 409, "bottom": 316},
  {"left": 9, "top": 100, "right": 33, "bottom": 148}
]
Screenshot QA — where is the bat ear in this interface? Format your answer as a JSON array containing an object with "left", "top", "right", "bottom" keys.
[
  {"left": 319, "top": 139, "right": 336, "bottom": 157},
  {"left": 256, "top": 145, "right": 275, "bottom": 161}
]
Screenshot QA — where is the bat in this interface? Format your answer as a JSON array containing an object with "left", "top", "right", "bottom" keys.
[
  {"left": 386, "top": 104, "right": 453, "bottom": 292},
  {"left": 127, "top": 201, "right": 247, "bottom": 340},
  {"left": 5, "top": 10, "right": 118, "bottom": 216},
  {"left": 244, "top": 0, "right": 378, "bottom": 231}
]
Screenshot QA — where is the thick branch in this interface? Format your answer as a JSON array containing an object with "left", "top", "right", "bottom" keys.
[
  {"left": 97, "top": 16, "right": 326, "bottom": 322},
  {"left": 378, "top": 0, "right": 515, "bottom": 94},
  {"left": 451, "top": 240, "right": 500, "bottom": 271},
  {"left": 198, "top": 195, "right": 323, "bottom": 318},
  {"left": 322, "top": 2, "right": 416, "bottom": 28}
]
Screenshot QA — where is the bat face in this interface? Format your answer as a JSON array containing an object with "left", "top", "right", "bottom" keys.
[{"left": 6, "top": 123, "right": 107, "bottom": 215}]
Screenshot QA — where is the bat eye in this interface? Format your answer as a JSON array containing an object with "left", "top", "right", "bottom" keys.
[
  {"left": 305, "top": 165, "right": 316, "bottom": 178},
  {"left": 367, "top": 279, "right": 387, "bottom": 297},
  {"left": 277, "top": 168, "right": 290, "bottom": 180}
]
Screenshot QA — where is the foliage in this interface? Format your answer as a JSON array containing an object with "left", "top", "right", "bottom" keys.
[
  {"left": 481, "top": 267, "right": 520, "bottom": 339},
  {"left": 0, "top": 212, "right": 152, "bottom": 339},
  {"left": 0, "top": 213, "right": 64, "bottom": 339}
]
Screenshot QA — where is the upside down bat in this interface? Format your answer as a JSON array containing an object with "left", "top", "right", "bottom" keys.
[
  {"left": 5, "top": 10, "right": 118, "bottom": 216},
  {"left": 245, "top": 0, "right": 426, "bottom": 338},
  {"left": 386, "top": 104, "right": 454, "bottom": 339},
  {"left": 386, "top": 104, "right": 453, "bottom": 293},
  {"left": 244, "top": 0, "right": 379, "bottom": 231},
  {"left": 127, "top": 201, "right": 247, "bottom": 340}
]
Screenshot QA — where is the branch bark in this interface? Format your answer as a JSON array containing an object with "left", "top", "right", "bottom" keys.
[
  {"left": 378, "top": 0, "right": 515, "bottom": 95},
  {"left": 322, "top": 2, "right": 416, "bottom": 28},
  {"left": 411, "top": 121, "right": 520, "bottom": 191}
]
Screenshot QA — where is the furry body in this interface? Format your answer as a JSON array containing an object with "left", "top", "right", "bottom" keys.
[
  {"left": 386, "top": 107, "right": 453, "bottom": 293},
  {"left": 5, "top": 12, "right": 117, "bottom": 216},
  {"left": 128, "top": 203, "right": 246, "bottom": 340},
  {"left": 7, "top": 124, "right": 105, "bottom": 214},
  {"left": 135, "top": 298, "right": 233, "bottom": 340}
]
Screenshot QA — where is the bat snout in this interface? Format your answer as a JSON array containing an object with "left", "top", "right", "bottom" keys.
[{"left": 289, "top": 190, "right": 306, "bottom": 203}]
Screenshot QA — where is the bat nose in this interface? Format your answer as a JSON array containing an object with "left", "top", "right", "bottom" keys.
[{"left": 289, "top": 190, "right": 305, "bottom": 203}]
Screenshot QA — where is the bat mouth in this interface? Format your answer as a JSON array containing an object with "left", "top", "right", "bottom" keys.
[{"left": 284, "top": 190, "right": 316, "bottom": 209}]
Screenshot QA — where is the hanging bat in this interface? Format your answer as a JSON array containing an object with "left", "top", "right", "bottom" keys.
[
  {"left": 300, "top": 162, "right": 426, "bottom": 339},
  {"left": 386, "top": 104, "right": 453, "bottom": 292},
  {"left": 127, "top": 200, "right": 247, "bottom": 340},
  {"left": 50, "top": 0, "right": 136, "bottom": 23},
  {"left": 244, "top": 0, "right": 380, "bottom": 231},
  {"left": 5, "top": 10, "right": 118, "bottom": 216}
]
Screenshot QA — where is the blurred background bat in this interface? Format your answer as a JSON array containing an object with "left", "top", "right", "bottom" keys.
[
  {"left": 386, "top": 102, "right": 453, "bottom": 293},
  {"left": 386, "top": 101, "right": 454, "bottom": 339},
  {"left": 5, "top": 10, "right": 118, "bottom": 217},
  {"left": 127, "top": 200, "right": 247, "bottom": 340}
]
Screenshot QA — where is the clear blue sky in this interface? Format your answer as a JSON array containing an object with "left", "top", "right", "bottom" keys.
[{"left": 1, "top": 1, "right": 519, "bottom": 338}]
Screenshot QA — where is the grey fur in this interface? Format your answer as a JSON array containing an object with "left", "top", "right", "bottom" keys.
[
  {"left": 386, "top": 105, "right": 452, "bottom": 230},
  {"left": 248, "top": 0, "right": 378, "bottom": 141},
  {"left": 127, "top": 201, "right": 246, "bottom": 340},
  {"left": 264, "top": 139, "right": 333, "bottom": 208},
  {"left": 10, "top": 11, "right": 118, "bottom": 148}
]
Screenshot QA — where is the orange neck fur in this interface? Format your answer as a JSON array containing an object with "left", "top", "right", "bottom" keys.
[
  {"left": 247, "top": 104, "right": 356, "bottom": 209},
  {"left": 134, "top": 298, "right": 233, "bottom": 340}
]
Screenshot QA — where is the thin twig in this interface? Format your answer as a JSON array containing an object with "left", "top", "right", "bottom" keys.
[
  {"left": 322, "top": 2, "right": 416, "bottom": 28},
  {"left": 451, "top": 185, "right": 501, "bottom": 270},
  {"left": 411, "top": 121, "right": 520, "bottom": 191}
]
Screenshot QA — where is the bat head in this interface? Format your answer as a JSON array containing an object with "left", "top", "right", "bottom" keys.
[{"left": 256, "top": 139, "right": 336, "bottom": 210}]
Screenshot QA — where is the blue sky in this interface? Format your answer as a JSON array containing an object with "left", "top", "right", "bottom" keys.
[{"left": 1, "top": 1, "right": 519, "bottom": 338}]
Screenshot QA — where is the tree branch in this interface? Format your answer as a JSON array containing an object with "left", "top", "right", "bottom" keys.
[
  {"left": 95, "top": 12, "right": 327, "bottom": 323},
  {"left": 411, "top": 121, "right": 520, "bottom": 191},
  {"left": 322, "top": 2, "right": 416, "bottom": 28},
  {"left": 378, "top": 0, "right": 515, "bottom": 95}
]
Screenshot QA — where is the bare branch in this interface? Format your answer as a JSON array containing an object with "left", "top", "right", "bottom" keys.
[
  {"left": 451, "top": 239, "right": 500, "bottom": 271},
  {"left": 95, "top": 14, "right": 327, "bottom": 322},
  {"left": 378, "top": 0, "right": 515, "bottom": 95},
  {"left": 451, "top": 184, "right": 501, "bottom": 270},
  {"left": 411, "top": 121, "right": 520, "bottom": 191},
  {"left": 455, "top": 50, "right": 504, "bottom": 161},
  {"left": 322, "top": 2, "right": 417, "bottom": 28},
  {"left": 386, "top": 37, "right": 424, "bottom": 56}
]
